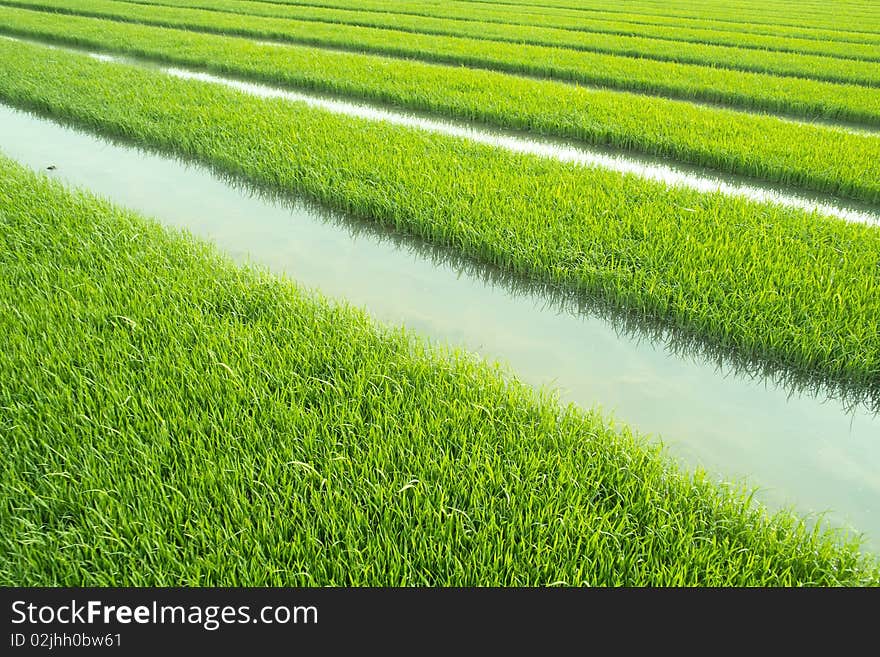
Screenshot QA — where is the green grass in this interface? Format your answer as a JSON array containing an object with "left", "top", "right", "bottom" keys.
[
  {"left": 467, "top": 0, "right": 880, "bottom": 35},
  {"left": 91, "top": 0, "right": 880, "bottom": 83},
  {"left": 2, "top": 10, "right": 880, "bottom": 205},
  {"left": 140, "top": 0, "right": 880, "bottom": 61},
  {"left": 236, "top": 0, "right": 880, "bottom": 46},
  {"left": 2, "top": 154, "right": 878, "bottom": 586},
  {"left": 1, "top": 38, "right": 879, "bottom": 392},
  {"left": 4, "top": 0, "right": 880, "bottom": 124},
  {"left": 253, "top": 0, "right": 880, "bottom": 49}
]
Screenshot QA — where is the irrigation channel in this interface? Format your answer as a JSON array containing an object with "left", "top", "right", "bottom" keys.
[{"left": 3, "top": 103, "right": 879, "bottom": 552}]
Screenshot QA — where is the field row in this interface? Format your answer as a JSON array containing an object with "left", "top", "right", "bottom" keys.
[
  {"left": 8, "top": 0, "right": 880, "bottom": 88},
  {"left": 2, "top": 38, "right": 878, "bottom": 390},
  {"left": 3, "top": 154, "right": 878, "bottom": 586},
  {"left": 460, "top": 0, "right": 880, "bottom": 34},
  {"left": 3, "top": 10, "right": 879, "bottom": 205},
  {"left": 261, "top": 0, "right": 880, "bottom": 45},
  {"left": 116, "top": 0, "right": 880, "bottom": 65},
  {"left": 4, "top": 3, "right": 880, "bottom": 127}
]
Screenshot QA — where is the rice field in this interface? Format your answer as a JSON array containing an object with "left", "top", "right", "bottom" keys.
[
  {"left": 4, "top": 0, "right": 880, "bottom": 123},
  {"left": 193, "top": 0, "right": 880, "bottom": 45},
  {"left": 3, "top": 7, "right": 880, "bottom": 203},
  {"left": 29, "top": 0, "right": 880, "bottom": 86},
  {"left": 112, "top": 0, "right": 880, "bottom": 61},
  {"left": 1, "top": 0, "right": 879, "bottom": 586}
]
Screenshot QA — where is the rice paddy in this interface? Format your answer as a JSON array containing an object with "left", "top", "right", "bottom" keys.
[
  {"left": 33, "top": 0, "right": 880, "bottom": 86},
  {"left": 3, "top": 156, "right": 879, "bottom": 586},
  {"left": 198, "top": 0, "right": 880, "bottom": 46},
  {"left": 2, "top": 0, "right": 878, "bottom": 586},
  {"left": 112, "top": 0, "right": 880, "bottom": 61},
  {"left": 4, "top": 0, "right": 880, "bottom": 123},
  {"left": 2, "top": 9, "right": 879, "bottom": 204}
]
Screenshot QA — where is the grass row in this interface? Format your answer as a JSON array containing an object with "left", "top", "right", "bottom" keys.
[
  {"left": 5, "top": 0, "right": 880, "bottom": 124},
  {"left": 2, "top": 38, "right": 879, "bottom": 390},
  {"left": 3, "top": 10, "right": 879, "bottom": 204},
  {"left": 294, "top": 0, "right": 880, "bottom": 45},
  {"left": 145, "top": 0, "right": 880, "bottom": 61},
  {"left": 463, "top": 0, "right": 880, "bottom": 35},
  {"left": 2, "top": 154, "right": 878, "bottom": 586},
  {"left": 117, "top": 0, "right": 880, "bottom": 70}
]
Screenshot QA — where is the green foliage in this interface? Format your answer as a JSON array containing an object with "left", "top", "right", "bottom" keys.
[
  {"left": 467, "top": 0, "right": 880, "bottom": 35},
  {"left": 1, "top": 7, "right": 879, "bottom": 203},
  {"left": 120, "top": 0, "right": 880, "bottom": 59},
  {"left": 2, "top": 157, "right": 877, "bottom": 585},
  {"left": 1, "top": 38, "right": 878, "bottom": 391},
  {"left": 68, "top": 0, "right": 880, "bottom": 83},
  {"left": 3, "top": 0, "right": 880, "bottom": 123}
]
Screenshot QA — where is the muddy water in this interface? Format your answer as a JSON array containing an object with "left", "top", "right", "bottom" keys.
[{"left": 2, "top": 104, "right": 878, "bottom": 552}]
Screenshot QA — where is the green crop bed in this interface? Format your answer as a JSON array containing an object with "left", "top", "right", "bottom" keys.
[
  {"left": 242, "top": 0, "right": 880, "bottom": 45},
  {"left": 2, "top": 10, "right": 878, "bottom": 203},
  {"left": 1, "top": 38, "right": 878, "bottom": 391},
  {"left": 72, "top": 0, "right": 880, "bottom": 84},
  {"left": 126, "top": 0, "right": 880, "bottom": 60},
  {"left": 3, "top": 0, "right": 879, "bottom": 123},
  {"left": 459, "top": 0, "right": 880, "bottom": 35},
  {"left": 2, "top": 155, "right": 878, "bottom": 585}
]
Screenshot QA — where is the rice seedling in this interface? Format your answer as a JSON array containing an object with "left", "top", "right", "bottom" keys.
[
  {"left": 2, "top": 154, "right": 877, "bottom": 586},
  {"left": 1, "top": 38, "right": 878, "bottom": 391},
  {"left": 78, "top": 0, "right": 880, "bottom": 83},
  {"left": 234, "top": 0, "right": 880, "bottom": 46},
  {"left": 471, "top": 0, "right": 880, "bottom": 35},
  {"left": 4, "top": 0, "right": 880, "bottom": 123},
  {"left": 131, "top": 0, "right": 880, "bottom": 60},
  {"left": 2, "top": 9, "right": 879, "bottom": 204}
]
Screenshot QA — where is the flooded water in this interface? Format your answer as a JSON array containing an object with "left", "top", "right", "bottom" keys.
[
  {"left": 3, "top": 34, "right": 878, "bottom": 224},
  {"left": 2, "top": 103, "right": 878, "bottom": 552}
]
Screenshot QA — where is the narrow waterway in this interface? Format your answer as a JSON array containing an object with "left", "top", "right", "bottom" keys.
[{"left": 2, "top": 104, "right": 877, "bottom": 552}]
